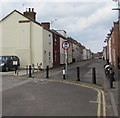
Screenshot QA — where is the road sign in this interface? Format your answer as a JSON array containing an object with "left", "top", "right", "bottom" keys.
[{"left": 62, "top": 41, "right": 70, "bottom": 50}]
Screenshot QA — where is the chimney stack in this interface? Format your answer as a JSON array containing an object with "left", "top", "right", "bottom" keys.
[
  {"left": 41, "top": 22, "right": 50, "bottom": 29},
  {"left": 24, "top": 8, "right": 36, "bottom": 21}
]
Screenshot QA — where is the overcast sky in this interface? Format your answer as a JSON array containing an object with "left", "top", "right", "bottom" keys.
[{"left": 0, "top": 0, "right": 118, "bottom": 53}]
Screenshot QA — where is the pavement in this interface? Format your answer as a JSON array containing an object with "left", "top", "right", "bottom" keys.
[{"left": 1, "top": 59, "right": 119, "bottom": 117}]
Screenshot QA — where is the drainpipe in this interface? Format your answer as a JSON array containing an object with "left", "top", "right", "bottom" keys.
[{"left": 30, "top": 21, "right": 32, "bottom": 64}]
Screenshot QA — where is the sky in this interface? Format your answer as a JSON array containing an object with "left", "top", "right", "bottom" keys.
[{"left": 0, "top": 0, "right": 119, "bottom": 53}]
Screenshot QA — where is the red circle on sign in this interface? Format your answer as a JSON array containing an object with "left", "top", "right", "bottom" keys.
[{"left": 62, "top": 41, "right": 70, "bottom": 50}]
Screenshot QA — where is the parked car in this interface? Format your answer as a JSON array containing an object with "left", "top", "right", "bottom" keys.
[{"left": 0, "top": 56, "right": 20, "bottom": 72}]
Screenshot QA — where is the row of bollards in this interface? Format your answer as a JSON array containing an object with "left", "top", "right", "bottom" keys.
[
  {"left": 62, "top": 66, "right": 96, "bottom": 84},
  {"left": 76, "top": 67, "right": 96, "bottom": 84},
  {"left": 26, "top": 65, "right": 97, "bottom": 85},
  {"left": 26, "top": 65, "right": 49, "bottom": 78},
  {"left": 25, "top": 64, "right": 114, "bottom": 88}
]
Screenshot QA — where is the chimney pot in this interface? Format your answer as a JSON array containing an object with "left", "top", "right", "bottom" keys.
[
  {"left": 32, "top": 8, "right": 34, "bottom": 12},
  {"left": 41, "top": 22, "right": 50, "bottom": 29},
  {"left": 29, "top": 8, "right": 31, "bottom": 12},
  {"left": 24, "top": 8, "right": 36, "bottom": 21}
]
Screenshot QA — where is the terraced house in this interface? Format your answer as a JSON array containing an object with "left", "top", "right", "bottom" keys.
[
  {"left": 0, "top": 8, "right": 53, "bottom": 69},
  {"left": 103, "top": 21, "right": 120, "bottom": 69},
  {"left": 0, "top": 8, "right": 93, "bottom": 70}
]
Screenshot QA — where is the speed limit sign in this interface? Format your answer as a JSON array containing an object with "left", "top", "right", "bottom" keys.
[{"left": 62, "top": 41, "right": 70, "bottom": 50}]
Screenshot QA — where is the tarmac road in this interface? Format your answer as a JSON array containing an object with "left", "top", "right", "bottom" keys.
[
  {"left": 2, "top": 59, "right": 115, "bottom": 116},
  {"left": 2, "top": 78, "right": 100, "bottom": 116}
]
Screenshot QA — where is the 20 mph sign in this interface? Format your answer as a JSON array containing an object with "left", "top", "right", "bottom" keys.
[{"left": 62, "top": 41, "right": 70, "bottom": 50}]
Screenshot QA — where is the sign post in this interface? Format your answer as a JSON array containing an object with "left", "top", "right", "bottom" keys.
[{"left": 62, "top": 41, "right": 70, "bottom": 79}]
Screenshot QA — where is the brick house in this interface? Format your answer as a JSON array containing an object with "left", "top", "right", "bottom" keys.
[{"left": 105, "top": 21, "right": 120, "bottom": 69}]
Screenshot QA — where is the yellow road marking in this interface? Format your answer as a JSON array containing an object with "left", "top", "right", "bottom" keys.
[
  {"left": 17, "top": 77, "right": 106, "bottom": 116},
  {"left": 97, "top": 90, "right": 101, "bottom": 117},
  {"left": 101, "top": 90, "right": 106, "bottom": 117}
]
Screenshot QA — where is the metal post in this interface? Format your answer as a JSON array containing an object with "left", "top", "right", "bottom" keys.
[
  {"left": 16, "top": 69, "right": 19, "bottom": 76},
  {"left": 15, "top": 66, "right": 18, "bottom": 75},
  {"left": 32, "top": 64, "right": 34, "bottom": 74},
  {"left": 46, "top": 66, "right": 49, "bottom": 78},
  {"left": 92, "top": 68, "right": 96, "bottom": 84},
  {"left": 15, "top": 67, "right": 17, "bottom": 74},
  {"left": 26, "top": 65, "right": 28, "bottom": 74},
  {"left": 109, "top": 69, "right": 114, "bottom": 88},
  {"left": 65, "top": 50, "right": 68, "bottom": 79},
  {"left": 77, "top": 67, "right": 80, "bottom": 81},
  {"left": 29, "top": 65, "right": 32, "bottom": 77},
  {"left": 110, "top": 75, "right": 113, "bottom": 88}
]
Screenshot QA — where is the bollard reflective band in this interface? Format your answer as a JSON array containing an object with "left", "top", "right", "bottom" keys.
[{"left": 63, "top": 70, "right": 65, "bottom": 75}]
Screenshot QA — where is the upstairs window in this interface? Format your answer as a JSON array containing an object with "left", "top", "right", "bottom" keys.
[{"left": 49, "top": 34, "right": 51, "bottom": 44}]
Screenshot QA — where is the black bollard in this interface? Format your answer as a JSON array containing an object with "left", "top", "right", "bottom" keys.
[
  {"left": 46, "top": 66, "right": 49, "bottom": 78},
  {"left": 92, "top": 68, "right": 96, "bottom": 84},
  {"left": 77, "top": 67, "right": 80, "bottom": 81},
  {"left": 63, "top": 66, "right": 66, "bottom": 80},
  {"left": 15, "top": 66, "right": 18, "bottom": 75},
  {"left": 109, "top": 69, "right": 114, "bottom": 88},
  {"left": 29, "top": 65, "right": 32, "bottom": 77},
  {"left": 15, "top": 67, "right": 17, "bottom": 74}
]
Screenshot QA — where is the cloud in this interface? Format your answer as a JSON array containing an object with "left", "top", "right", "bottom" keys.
[{"left": 0, "top": 1, "right": 118, "bottom": 53}]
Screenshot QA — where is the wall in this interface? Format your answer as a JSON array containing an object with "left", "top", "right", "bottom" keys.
[
  {"left": 67, "top": 41, "right": 72, "bottom": 64},
  {"left": 42, "top": 28, "right": 53, "bottom": 69},
  {"left": 60, "top": 37, "right": 65, "bottom": 64},
  {"left": 31, "top": 22, "right": 43, "bottom": 68},
  {"left": 0, "top": 11, "right": 31, "bottom": 68},
  {"left": 83, "top": 48, "right": 87, "bottom": 60},
  {"left": 53, "top": 34, "right": 60, "bottom": 67}
]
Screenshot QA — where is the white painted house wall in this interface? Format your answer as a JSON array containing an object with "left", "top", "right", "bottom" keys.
[
  {"left": 0, "top": 10, "right": 53, "bottom": 69},
  {"left": 0, "top": 11, "right": 31, "bottom": 67},
  {"left": 83, "top": 48, "right": 87, "bottom": 60},
  {"left": 108, "top": 38, "right": 112, "bottom": 63},
  {"left": 42, "top": 28, "right": 53, "bottom": 69},
  {"left": 67, "top": 42, "right": 72, "bottom": 64},
  {"left": 60, "top": 37, "right": 65, "bottom": 64}
]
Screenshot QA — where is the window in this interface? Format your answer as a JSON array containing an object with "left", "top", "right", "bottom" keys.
[
  {"left": 49, "top": 34, "right": 51, "bottom": 44},
  {"left": 49, "top": 52, "right": 51, "bottom": 61}
]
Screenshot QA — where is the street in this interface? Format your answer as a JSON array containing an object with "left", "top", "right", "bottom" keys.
[
  {"left": 1, "top": 59, "right": 116, "bottom": 116},
  {"left": 2, "top": 80, "right": 99, "bottom": 116}
]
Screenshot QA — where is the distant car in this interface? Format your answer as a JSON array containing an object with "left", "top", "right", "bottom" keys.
[{"left": 0, "top": 56, "right": 20, "bottom": 72}]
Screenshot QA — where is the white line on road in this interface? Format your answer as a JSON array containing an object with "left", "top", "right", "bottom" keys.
[{"left": 1, "top": 79, "right": 31, "bottom": 92}]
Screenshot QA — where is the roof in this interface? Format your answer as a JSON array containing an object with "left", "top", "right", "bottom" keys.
[
  {"left": 52, "top": 29, "right": 66, "bottom": 39},
  {"left": 0, "top": 10, "right": 53, "bottom": 33}
]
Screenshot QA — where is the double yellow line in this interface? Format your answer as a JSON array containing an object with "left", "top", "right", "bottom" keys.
[
  {"left": 48, "top": 79, "right": 107, "bottom": 117},
  {"left": 21, "top": 77, "right": 107, "bottom": 117},
  {"left": 97, "top": 89, "right": 106, "bottom": 117}
]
